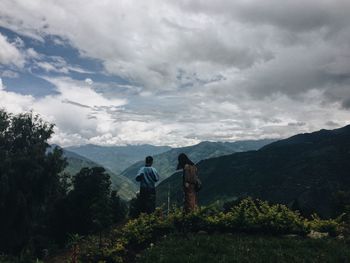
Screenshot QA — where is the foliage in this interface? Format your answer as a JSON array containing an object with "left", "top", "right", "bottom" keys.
[
  {"left": 137, "top": 234, "right": 350, "bottom": 263},
  {"left": 207, "top": 198, "right": 308, "bottom": 235},
  {"left": 129, "top": 194, "right": 143, "bottom": 219},
  {"left": 0, "top": 109, "right": 67, "bottom": 257},
  {"left": 332, "top": 190, "right": 350, "bottom": 221},
  {"left": 81, "top": 198, "right": 344, "bottom": 263},
  {"left": 121, "top": 209, "right": 174, "bottom": 249},
  {"left": 0, "top": 110, "right": 128, "bottom": 261},
  {"left": 307, "top": 214, "right": 345, "bottom": 237},
  {"left": 54, "top": 167, "right": 128, "bottom": 240},
  {"left": 111, "top": 190, "right": 128, "bottom": 223}
]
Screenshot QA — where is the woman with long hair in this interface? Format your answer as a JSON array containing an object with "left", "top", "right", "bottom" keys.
[{"left": 177, "top": 153, "right": 200, "bottom": 213}]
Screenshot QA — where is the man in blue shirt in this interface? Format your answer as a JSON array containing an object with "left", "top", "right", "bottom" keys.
[{"left": 136, "top": 156, "right": 160, "bottom": 214}]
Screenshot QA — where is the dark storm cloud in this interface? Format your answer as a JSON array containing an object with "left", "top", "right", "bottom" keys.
[
  {"left": 173, "top": 0, "right": 350, "bottom": 106},
  {"left": 176, "top": 0, "right": 350, "bottom": 32}
]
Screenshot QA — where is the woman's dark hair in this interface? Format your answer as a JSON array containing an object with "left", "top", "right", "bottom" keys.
[{"left": 177, "top": 153, "right": 194, "bottom": 170}]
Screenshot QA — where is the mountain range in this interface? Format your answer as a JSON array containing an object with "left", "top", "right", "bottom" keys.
[
  {"left": 120, "top": 139, "right": 275, "bottom": 184},
  {"left": 66, "top": 144, "right": 171, "bottom": 175},
  {"left": 60, "top": 147, "right": 137, "bottom": 200},
  {"left": 156, "top": 125, "right": 350, "bottom": 217}
]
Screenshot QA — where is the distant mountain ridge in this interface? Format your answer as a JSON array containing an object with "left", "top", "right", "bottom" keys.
[
  {"left": 156, "top": 125, "right": 350, "bottom": 217},
  {"left": 120, "top": 139, "right": 275, "bottom": 184},
  {"left": 52, "top": 146, "right": 137, "bottom": 200},
  {"left": 66, "top": 144, "right": 171, "bottom": 175},
  {"left": 261, "top": 125, "right": 350, "bottom": 150}
]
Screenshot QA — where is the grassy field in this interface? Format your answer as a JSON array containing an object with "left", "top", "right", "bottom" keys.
[{"left": 137, "top": 234, "right": 350, "bottom": 263}]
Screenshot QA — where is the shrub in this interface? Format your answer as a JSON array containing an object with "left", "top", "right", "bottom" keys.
[
  {"left": 81, "top": 198, "right": 344, "bottom": 263},
  {"left": 307, "top": 214, "right": 344, "bottom": 237},
  {"left": 121, "top": 210, "right": 173, "bottom": 248},
  {"left": 206, "top": 198, "right": 308, "bottom": 235}
]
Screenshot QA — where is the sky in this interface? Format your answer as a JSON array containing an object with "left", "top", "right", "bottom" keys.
[{"left": 0, "top": 0, "right": 350, "bottom": 147}]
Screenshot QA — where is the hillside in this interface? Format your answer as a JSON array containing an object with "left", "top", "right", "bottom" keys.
[
  {"left": 156, "top": 125, "right": 350, "bottom": 217},
  {"left": 60, "top": 197, "right": 348, "bottom": 263},
  {"left": 120, "top": 139, "right": 275, "bottom": 183},
  {"left": 138, "top": 234, "right": 350, "bottom": 263},
  {"left": 66, "top": 144, "right": 171, "bottom": 175},
  {"left": 62, "top": 148, "right": 137, "bottom": 200}
]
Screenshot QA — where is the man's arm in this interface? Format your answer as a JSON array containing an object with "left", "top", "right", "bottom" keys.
[
  {"left": 152, "top": 168, "right": 160, "bottom": 182},
  {"left": 136, "top": 167, "right": 144, "bottom": 182}
]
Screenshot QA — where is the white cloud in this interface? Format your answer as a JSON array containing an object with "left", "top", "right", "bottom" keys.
[
  {"left": 85, "top": 78, "right": 93, "bottom": 85},
  {"left": 1, "top": 0, "right": 349, "bottom": 94},
  {"left": 0, "top": 33, "right": 25, "bottom": 67},
  {"left": 0, "top": 77, "right": 128, "bottom": 146},
  {"left": 0, "top": 1, "right": 350, "bottom": 146},
  {"left": 1, "top": 75, "right": 349, "bottom": 147},
  {"left": 45, "top": 77, "right": 126, "bottom": 108},
  {"left": 0, "top": 78, "right": 35, "bottom": 113}
]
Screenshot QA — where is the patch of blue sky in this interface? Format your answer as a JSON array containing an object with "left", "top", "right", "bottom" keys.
[
  {"left": 35, "top": 36, "right": 104, "bottom": 74},
  {"left": 25, "top": 32, "right": 132, "bottom": 86},
  {"left": 1, "top": 27, "right": 132, "bottom": 96},
  {"left": 0, "top": 27, "right": 22, "bottom": 42},
  {"left": 2, "top": 72, "right": 58, "bottom": 97},
  {"left": 0, "top": 27, "right": 103, "bottom": 73}
]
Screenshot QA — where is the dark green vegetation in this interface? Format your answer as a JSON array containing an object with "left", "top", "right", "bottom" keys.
[
  {"left": 60, "top": 147, "right": 137, "bottom": 200},
  {"left": 51, "top": 167, "right": 127, "bottom": 245},
  {"left": 0, "top": 110, "right": 127, "bottom": 262},
  {"left": 0, "top": 110, "right": 66, "bottom": 256},
  {"left": 138, "top": 234, "right": 350, "bottom": 263},
  {"left": 121, "top": 140, "right": 275, "bottom": 184},
  {"left": 75, "top": 198, "right": 346, "bottom": 263},
  {"left": 157, "top": 126, "right": 350, "bottom": 218},
  {"left": 66, "top": 144, "right": 171, "bottom": 175}
]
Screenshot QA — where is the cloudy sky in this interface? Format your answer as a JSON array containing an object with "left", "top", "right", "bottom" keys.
[{"left": 0, "top": 0, "right": 349, "bottom": 147}]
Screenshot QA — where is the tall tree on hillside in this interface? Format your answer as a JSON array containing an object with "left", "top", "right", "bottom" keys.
[
  {"left": 53, "top": 167, "right": 127, "bottom": 247},
  {"left": 110, "top": 190, "right": 127, "bottom": 223},
  {"left": 66, "top": 167, "right": 113, "bottom": 235},
  {"left": 0, "top": 110, "right": 67, "bottom": 255}
]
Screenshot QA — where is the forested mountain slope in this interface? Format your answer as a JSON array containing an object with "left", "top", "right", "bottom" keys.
[
  {"left": 157, "top": 125, "right": 350, "bottom": 217},
  {"left": 120, "top": 140, "right": 274, "bottom": 184},
  {"left": 66, "top": 144, "right": 171, "bottom": 175},
  {"left": 61, "top": 148, "right": 137, "bottom": 200}
]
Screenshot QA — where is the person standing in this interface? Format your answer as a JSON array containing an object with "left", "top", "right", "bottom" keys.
[
  {"left": 177, "top": 153, "right": 200, "bottom": 213},
  {"left": 136, "top": 156, "right": 160, "bottom": 214}
]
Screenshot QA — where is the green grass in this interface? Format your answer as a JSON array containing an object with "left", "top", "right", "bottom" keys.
[{"left": 137, "top": 234, "right": 350, "bottom": 263}]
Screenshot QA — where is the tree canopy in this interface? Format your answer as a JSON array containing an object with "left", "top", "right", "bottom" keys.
[{"left": 0, "top": 110, "right": 67, "bottom": 255}]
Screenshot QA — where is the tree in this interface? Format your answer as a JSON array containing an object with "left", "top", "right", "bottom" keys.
[
  {"left": 0, "top": 109, "right": 67, "bottom": 255},
  {"left": 56, "top": 166, "right": 128, "bottom": 248},
  {"left": 129, "top": 193, "right": 143, "bottom": 218},
  {"left": 332, "top": 190, "right": 350, "bottom": 221},
  {"left": 110, "top": 190, "right": 127, "bottom": 223},
  {"left": 66, "top": 167, "right": 113, "bottom": 235}
]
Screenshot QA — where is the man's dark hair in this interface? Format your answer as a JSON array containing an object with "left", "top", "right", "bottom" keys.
[{"left": 145, "top": 156, "right": 153, "bottom": 165}]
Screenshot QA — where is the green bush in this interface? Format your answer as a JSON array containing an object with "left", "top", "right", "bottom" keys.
[
  {"left": 307, "top": 214, "right": 344, "bottom": 236},
  {"left": 121, "top": 209, "right": 174, "bottom": 248},
  {"left": 218, "top": 198, "right": 307, "bottom": 234},
  {"left": 81, "top": 198, "right": 344, "bottom": 263}
]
